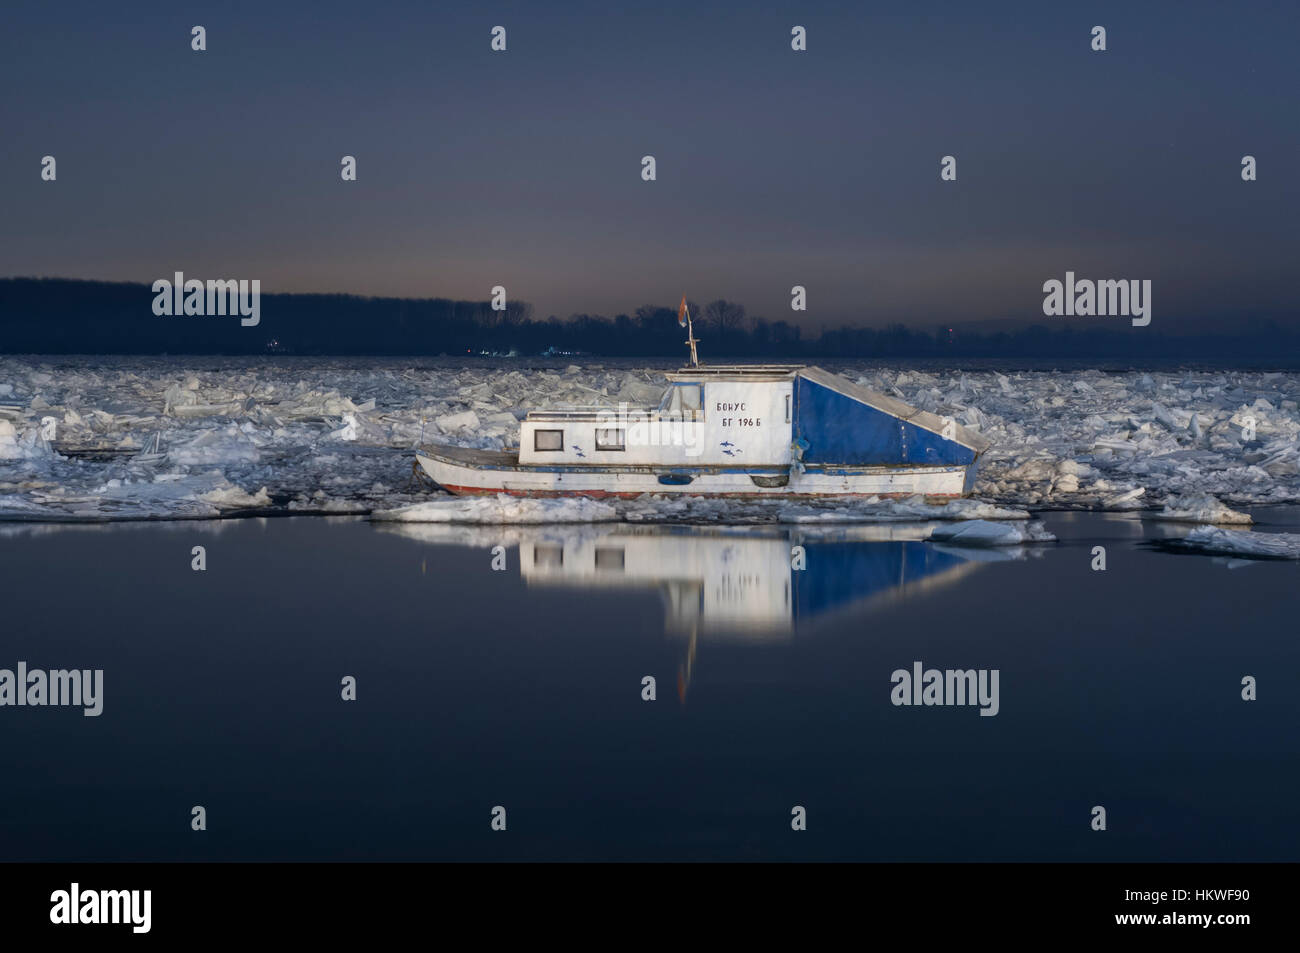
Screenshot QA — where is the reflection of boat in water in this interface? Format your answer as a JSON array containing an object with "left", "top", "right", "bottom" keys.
[
  {"left": 518, "top": 524, "right": 993, "bottom": 640},
  {"left": 378, "top": 521, "right": 1023, "bottom": 640},
  {"left": 379, "top": 520, "right": 1031, "bottom": 701}
]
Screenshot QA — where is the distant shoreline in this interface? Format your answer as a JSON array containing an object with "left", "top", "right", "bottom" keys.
[
  {"left": 3, "top": 278, "right": 1299, "bottom": 362},
  {"left": 4, "top": 354, "right": 1300, "bottom": 372}
]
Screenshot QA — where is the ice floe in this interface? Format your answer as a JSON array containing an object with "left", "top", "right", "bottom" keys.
[
  {"left": 1146, "top": 493, "right": 1252, "bottom": 524},
  {"left": 620, "top": 494, "right": 1031, "bottom": 524},
  {"left": 926, "top": 519, "right": 1056, "bottom": 546},
  {"left": 0, "top": 469, "right": 273, "bottom": 521},
  {"left": 369, "top": 493, "right": 1037, "bottom": 527},
  {"left": 372, "top": 495, "right": 620, "bottom": 524},
  {"left": 1164, "top": 527, "right": 1300, "bottom": 559}
]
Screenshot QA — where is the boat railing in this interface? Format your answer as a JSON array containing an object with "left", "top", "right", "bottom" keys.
[
  {"left": 667, "top": 364, "right": 801, "bottom": 380},
  {"left": 526, "top": 408, "right": 703, "bottom": 422},
  {"left": 526, "top": 405, "right": 652, "bottom": 419}
]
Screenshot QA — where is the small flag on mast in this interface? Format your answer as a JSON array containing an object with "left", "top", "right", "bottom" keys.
[{"left": 677, "top": 296, "right": 688, "bottom": 327}]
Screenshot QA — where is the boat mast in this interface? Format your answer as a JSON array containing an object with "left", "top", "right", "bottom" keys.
[{"left": 684, "top": 302, "right": 700, "bottom": 367}]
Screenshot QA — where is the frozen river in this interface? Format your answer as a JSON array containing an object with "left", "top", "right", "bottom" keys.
[{"left": 2, "top": 356, "right": 1300, "bottom": 522}]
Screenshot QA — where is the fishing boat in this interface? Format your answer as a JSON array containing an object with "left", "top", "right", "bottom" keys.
[{"left": 415, "top": 302, "right": 991, "bottom": 498}]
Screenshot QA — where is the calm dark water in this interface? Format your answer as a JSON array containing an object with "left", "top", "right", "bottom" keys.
[{"left": 0, "top": 509, "right": 1297, "bottom": 861}]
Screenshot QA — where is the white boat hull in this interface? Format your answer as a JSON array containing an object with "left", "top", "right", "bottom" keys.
[{"left": 416, "top": 446, "right": 975, "bottom": 499}]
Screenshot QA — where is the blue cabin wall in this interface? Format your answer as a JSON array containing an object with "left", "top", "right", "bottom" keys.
[{"left": 793, "top": 376, "right": 977, "bottom": 466}]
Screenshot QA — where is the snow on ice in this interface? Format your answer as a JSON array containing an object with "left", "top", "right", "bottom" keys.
[{"left": 1, "top": 356, "right": 1298, "bottom": 522}]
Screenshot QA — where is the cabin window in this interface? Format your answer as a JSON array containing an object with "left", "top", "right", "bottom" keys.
[
  {"left": 595, "top": 427, "right": 625, "bottom": 451},
  {"left": 534, "top": 429, "right": 564, "bottom": 451},
  {"left": 678, "top": 384, "right": 703, "bottom": 414},
  {"left": 661, "top": 383, "right": 704, "bottom": 419},
  {"left": 785, "top": 394, "right": 791, "bottom": 423},
  {"left": 594, "top": 547, "right": 625, "bottom": 571}
]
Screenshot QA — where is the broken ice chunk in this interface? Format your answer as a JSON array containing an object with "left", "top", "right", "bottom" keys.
[
  {"left": 1102, "top": 487, "right": 1146, "bottom": 509},
  {"left": 1147, "top": 493, "right": 1252, "bottom": 524},
  {"left": 927, "top": 519, "right": 1056, "bottom": 545},
  {"left": 436, "top": 410, "right": 481, "bottom": 432},
  {"left": 1171, "top": 527, "right": 1300, "bottom": 559}
]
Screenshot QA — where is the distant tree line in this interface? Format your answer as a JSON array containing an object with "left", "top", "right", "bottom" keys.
[{"left": 1, "top": 278, "right": 1297, "bottom": 363}]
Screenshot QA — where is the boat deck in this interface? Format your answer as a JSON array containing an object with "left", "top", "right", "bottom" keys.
[{"left": 420, "top": 445, "right": 520, "bottom": 467}]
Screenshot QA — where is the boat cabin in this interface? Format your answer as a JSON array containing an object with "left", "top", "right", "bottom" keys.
[
  {"left": 516, "top": 365, "right": 989, "bottom": 470},
  {"left": 518, "top": 365, "right": 797, "bottom": 467}
]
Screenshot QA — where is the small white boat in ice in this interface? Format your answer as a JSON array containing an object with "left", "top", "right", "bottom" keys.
[{"left": 416, "top": 363, "right": 991, "bottom": 499}]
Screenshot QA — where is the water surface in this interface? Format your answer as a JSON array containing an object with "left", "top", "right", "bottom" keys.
[{"left": 1, "top": 509, "right": 1296, "bottom": 861}]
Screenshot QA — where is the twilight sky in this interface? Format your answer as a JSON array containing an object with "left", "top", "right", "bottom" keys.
[{"left": 2, "top": 0, "right": 1297, "bottom": 329}]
